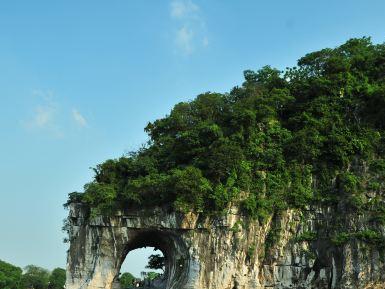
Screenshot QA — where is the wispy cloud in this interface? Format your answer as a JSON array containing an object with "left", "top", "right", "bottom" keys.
[
  {"left": 22, "top": 91, "right": 63, "bottom": 137},
  {"left": 170, "top": 0, "right": 199, "bottom": 19},
  {"left": 170, "top": 0, "right": 208, "bottom": 55},
  {"left": 72, "top": 109, "right": 87, "bottom": 128},
  {"left": 22, "top": 90, "right": 89, "bottom": 137},
  {"left": 202, "top": 36, "right": 209, "bottom": 47},
  {"left": 30, "top": 105, "right": 55, "bottom": 128},
  {"left": 175, "top": 26, "right": 194, "bottom": 55}
]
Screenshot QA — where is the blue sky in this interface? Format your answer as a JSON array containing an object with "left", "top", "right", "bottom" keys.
[{"left": 1, "top": 0, "right": 385, "bottom": 277}]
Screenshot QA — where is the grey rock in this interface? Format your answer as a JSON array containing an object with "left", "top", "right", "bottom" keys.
[{"left": 65, "top": 203, "right": 385, "bottom": 289}]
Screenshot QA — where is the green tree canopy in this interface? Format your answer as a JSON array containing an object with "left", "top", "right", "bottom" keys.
[
  {"left": 0, "top": 260, "right": 22, "bottom": 289},
  {"left": 144, "top": 272, "right": 161, "bottom": 281},
  {"left": 67, "top": 37, "right": 385, "bottom": 223},
  {"left": 20, "top": 265, "right": 50, "bottom": 289},
  {"left": 119, "top": 272, "right": 135, "bottom": 289},
  {"left": 145, "top": 254, "right": 165, "bottom": 272},
  {"left": 48, "top": 268, "right": 66, "bottom": 289}
]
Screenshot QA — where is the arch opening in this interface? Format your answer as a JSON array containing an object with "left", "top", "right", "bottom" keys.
[
  {"left": 116, "top": 247, "right": 165, "bottom": 288},
  {"left": 114, "top": 229, "right": 189, "bottom": 289}
]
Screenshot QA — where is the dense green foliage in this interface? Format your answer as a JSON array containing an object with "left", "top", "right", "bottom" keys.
[
  {"left": 145, "top": 272, "right": 161, "bottom": 281},
  {"left": 0, "top": 260, "right": 22, "bottom": 289},
  {"left": 20, "top": 265, "right": 50, "bottom": 289},
  {"left": 48, "top": 268, "right": 66, "bottom": 289},
  {"left": 295, "top": 231, "right": 317, "bottom": 242},
  {"left": 119, "top": 272, "right": 135, "bottom": 289},
  {"left": 0, "top": 261, "right": 66, "bottom": 289},
  {"left": 68, "top": 38, "right": 385, "bottom": 222},
  {"left": 145, "top": 254, "right": 165, "bottom": 272},
  {"left": 331, "top": 229, "right": 385, "bottom": 247}
]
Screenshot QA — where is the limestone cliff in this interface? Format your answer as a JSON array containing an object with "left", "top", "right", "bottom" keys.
[
  {"left": 64, "top": 38, "right": 385, "bottom": 289},
  {"left": 65, "top": 201, "right": 385, "bottom": 289}
]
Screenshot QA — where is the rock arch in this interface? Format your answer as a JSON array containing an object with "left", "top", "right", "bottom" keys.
[
  {"left": 65, "top": 203, "right": 195, "bottom": 289},
  {"left": 119, "top": 229, "right": 189, "bottom": 289},
  {"left": 65, "top": 203, "right": 385, "bottom": 289}
]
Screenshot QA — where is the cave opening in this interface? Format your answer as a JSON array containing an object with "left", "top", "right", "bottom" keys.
[
  {"left": 117, "top": 247, "right": 165, "bottom": 288},
  {"left": 113, "top": 229, "right": 189, "bottom": 289}
]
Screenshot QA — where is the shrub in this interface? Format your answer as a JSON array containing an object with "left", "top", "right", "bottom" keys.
[{"left": 66, "top": 38, "right": 385, "bottom": 224}]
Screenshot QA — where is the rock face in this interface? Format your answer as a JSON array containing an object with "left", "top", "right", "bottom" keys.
[{"left": 65, "top": 202, "right": 385, "bottom": 289}]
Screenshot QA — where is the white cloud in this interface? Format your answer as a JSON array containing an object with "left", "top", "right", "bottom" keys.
[
  {"left": 170, "top": 0, "right": 208, "bottom": 55},
  {"left": 72, "top": 109, "right": 87, "bottom": 128},
  {"left": 170, "top": 0, "right": 199, "bottom": 19},
  {"left": 202, "top": 36, "right": 209, "bottom": 47},
  {"left": 175, "top": 26, "right": 194, "bottom": 55},
  {"left": 31, "top": 105, "right": 55, "bottom": 128},
  {"left": 22, "top": 90, "right": 89, "bottom": 137},
  {"left": 32, "top": 89, "right": 54, "bottom": 100},
  {"left": 22, "top": 91, "right": 63, "bottom": 137},
  {"left": 29, "top": 90, "right": 56, "bottom": 129}
]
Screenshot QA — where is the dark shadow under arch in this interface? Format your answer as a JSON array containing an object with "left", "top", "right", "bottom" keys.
[{"left": 117, "top": 229, "right": 189, "bottom": 289}]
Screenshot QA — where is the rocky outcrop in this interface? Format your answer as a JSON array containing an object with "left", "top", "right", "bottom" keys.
[{"left": 65, "top": 202, "right": 385, "bottom": 289}]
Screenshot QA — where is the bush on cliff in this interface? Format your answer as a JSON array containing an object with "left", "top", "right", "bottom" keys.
[{"left": 69, "top": 37, "right": 385, "bottom": 220}]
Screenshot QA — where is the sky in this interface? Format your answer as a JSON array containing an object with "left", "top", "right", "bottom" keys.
[{"left": 1, "top": 0, "right": 385, "bottom": 278}]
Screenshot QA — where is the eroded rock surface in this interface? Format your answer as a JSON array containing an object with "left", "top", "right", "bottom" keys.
[{"left": 65, "top": 202, "right": 385, "bottom": 289}]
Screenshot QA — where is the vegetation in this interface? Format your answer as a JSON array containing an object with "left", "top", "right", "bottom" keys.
[
  {"left": 0, "top": 260, "right": 22, "bottom": 289},
  {"left": 331, "top": 230, "right": 385, "bottom": 247},
  {"left": 48, "top": 268, "right": 66, "bottom": 289},
  {"left": 246, "top": 244, "right": 256, "bottom": 261},
  {"left": 144, "top": 272, "right": 161, "bottom": 281},
  {"left": 67, "top": 38, "right": 385, "bottom": 230},
  {"left": 0, "top": 261, "right": 66, "bottom": 289},
  {"left": 20, "top": 265, "right": 50, "bottom": 289},
  {"left": 296, "top": 231, "right": 317, "bottom": 242},
  {"left": 119, "top": 272, "right": 135, "bottom": 289},
  {"left": 145, "top": 254, "right": 165, "bottom": 272}
]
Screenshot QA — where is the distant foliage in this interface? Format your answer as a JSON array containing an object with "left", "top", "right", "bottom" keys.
[
  {"left": 0, "top": 261, "right": 66, "bottom": 289},
  {"left": 69, "top": 37, "right": 385, "bottom": 222},
  {"left": 146, "top": 254, "right": 165, "bottom": 271},
  {"left": 20, "top": 265, "right": 50, "bottom": 289},
  {"left": 119, "top": 272, "right": 135, "bottom": 289},
  {"left": 0, "top": 260, "right": 22, "bottom": 289},
  {"left": 48, "top": 268, "right": 66, "bottom": 289},
  {"left": 144, "top": 272, "right": 161, "bottom": 281}
]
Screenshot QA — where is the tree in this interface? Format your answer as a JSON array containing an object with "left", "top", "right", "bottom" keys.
[
  {"left": 0, "top": 260, "right": 22, "bottom": 289},
  {"left": 119, "top": 272, "right": 135, "bottom": 289},
  {"left": 20, "top": 265, "right": 50, "bottom": 289},
  {"left": 68, "top": 37, "right": 385, "bottom": 225},
  {"left": 145, "top": 254, "right": 165, "bottom": 272},
  {"left": 144, "top": 272, "right": 161, "bottom": 281},
  {"left": 48, "top": 268, "right": 66, "bottom": 289}
]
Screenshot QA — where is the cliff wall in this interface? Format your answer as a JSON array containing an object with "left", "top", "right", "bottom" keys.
[{"left": 65, "top": 202, "right": 385, "bottom": 289}]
